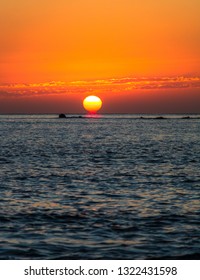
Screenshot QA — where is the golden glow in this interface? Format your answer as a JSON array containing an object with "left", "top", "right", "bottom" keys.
[
  {"left": 1, "top": 0, "right": 200, "bottom": 84},
  {"left": 0, "top": 1, "right": 200, "bottom": 113},
  {"left": 83, "top": 95, "right": 102, "bottom": 113}
]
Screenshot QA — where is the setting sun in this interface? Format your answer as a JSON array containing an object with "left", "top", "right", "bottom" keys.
[{"left": 83, "top": 95, "right": 102, "bottom": 114}]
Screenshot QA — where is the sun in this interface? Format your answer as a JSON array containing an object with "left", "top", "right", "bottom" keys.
[{"left": 83, "top": 95, "right": 102, "bottom": 114}]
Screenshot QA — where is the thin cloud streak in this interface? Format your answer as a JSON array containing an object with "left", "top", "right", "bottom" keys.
[{"left": 0, "top": 76, "right": 200, "bottom": 98}]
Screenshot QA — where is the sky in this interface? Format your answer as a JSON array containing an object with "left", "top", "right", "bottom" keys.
[{"left": 0, "top": 0, "right": 200, "bottom": 114}]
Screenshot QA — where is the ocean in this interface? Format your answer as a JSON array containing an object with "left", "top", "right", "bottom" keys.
[{"left": 0, "top": 114, "right": 199, "bottom": 259}]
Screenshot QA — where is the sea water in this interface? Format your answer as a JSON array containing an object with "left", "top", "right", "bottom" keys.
[{"left": 0, "top": 114, "right": 199, "bottom": 259}]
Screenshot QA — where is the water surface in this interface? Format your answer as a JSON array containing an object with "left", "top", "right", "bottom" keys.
[{"left": 0, "top": 114, "right": 199, "bottom": 259}]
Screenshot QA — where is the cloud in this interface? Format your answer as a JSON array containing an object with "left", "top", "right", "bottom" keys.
[{"left": 0, "top": 76, "right": 200, "bottom": 98}]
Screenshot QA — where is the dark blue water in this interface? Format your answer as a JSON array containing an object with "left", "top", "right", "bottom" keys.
[{"left": 0, "top": 114, "right": 200, "bottom": 259}]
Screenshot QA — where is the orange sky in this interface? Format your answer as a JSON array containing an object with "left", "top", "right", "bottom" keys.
[{"left": 0, "top": 0, "right": 200, "bottom": 113}]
